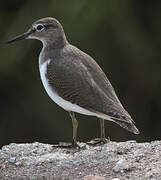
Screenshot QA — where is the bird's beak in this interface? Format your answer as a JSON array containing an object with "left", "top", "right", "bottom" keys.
[{"left": 7, "top": 29, "right": 33, "bottom": 44}]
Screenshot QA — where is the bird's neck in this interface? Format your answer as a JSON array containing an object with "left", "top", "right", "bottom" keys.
[
  {"left": 39, "top": 36, "right": 68, "bottom": 65},
  {"left": 46, "top": 35, "right": 68, "bottom": 49}
]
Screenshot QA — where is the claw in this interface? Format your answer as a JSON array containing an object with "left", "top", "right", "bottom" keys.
[
  {"left": 52, "top": 141, "right": 80, "bottom": 149},
  {"left": 87, "top": 137, "right": 110, "bottom": 146}
]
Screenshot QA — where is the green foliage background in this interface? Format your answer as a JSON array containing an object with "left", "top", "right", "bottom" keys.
[{"left": 1, "top": 0, "right": 161, "bottom": 146}]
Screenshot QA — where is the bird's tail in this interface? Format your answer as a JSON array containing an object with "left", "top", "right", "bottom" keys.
[
  {"left": 113, "top": 119, "right": 140, "bottom": 134},
  {"left": 89, "top": 109, "right": 140, "bottom": 134}
]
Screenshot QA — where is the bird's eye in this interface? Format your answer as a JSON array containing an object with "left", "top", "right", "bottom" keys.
[{"left": 35, "top": 24, "right": 44, "bottom": 32}]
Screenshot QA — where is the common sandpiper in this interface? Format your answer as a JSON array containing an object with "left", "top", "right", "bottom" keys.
[{"left": 8, "top": 17, "right": 140, "bottom": 148}]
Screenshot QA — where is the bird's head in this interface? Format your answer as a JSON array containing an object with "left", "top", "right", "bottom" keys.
[{"left": 8, "top": 17, "right": 67, "bottom": 47}]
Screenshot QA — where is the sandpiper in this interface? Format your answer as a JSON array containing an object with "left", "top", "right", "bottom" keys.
[{"left": 8, "top": 17, "right": 139, "bottom": 147}]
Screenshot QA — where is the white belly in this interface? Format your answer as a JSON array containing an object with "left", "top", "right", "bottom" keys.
[
  {"left": 39, "top": 60, "right": 93, "bottom": 114},
  {"left": 39, "top": 60, "right": 112, "bottom": 121}
]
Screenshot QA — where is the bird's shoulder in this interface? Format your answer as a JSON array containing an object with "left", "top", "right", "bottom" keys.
[
  {"left": 61, "top": 44, "right": 121, "bottom": 103},
  {"left": 48, "top": 44, "right": 121, "bottom": 105}
]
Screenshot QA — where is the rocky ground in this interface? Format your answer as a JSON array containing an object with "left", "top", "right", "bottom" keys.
[{"left": 0, "top": 140, "right": 161, "bottom": 180}]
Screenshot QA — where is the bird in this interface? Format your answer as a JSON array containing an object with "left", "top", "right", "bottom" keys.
[{"left": 7, "top": 17, "right": 140, "bottom": 148}]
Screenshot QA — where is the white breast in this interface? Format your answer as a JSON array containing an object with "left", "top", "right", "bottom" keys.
[
  {"left": 39, "top": 60, "right": 92, "bottom": 113},
  {"left": 39, "top": 59, "right": 112, "bottom": 121}
]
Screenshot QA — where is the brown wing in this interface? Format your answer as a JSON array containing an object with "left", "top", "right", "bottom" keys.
[
  {"left": 46, "top": 45, "right": 131, "bottom": 120},
  {"left": 46, "top": 45, "right": 139, "bottom": 134}
]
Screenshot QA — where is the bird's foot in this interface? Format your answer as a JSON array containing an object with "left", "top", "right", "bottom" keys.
[
  {"left": 52, "top": 141, "right": 80, "bottom": 149},
  {"left": 87, "top": 137, "right": 110, "bottom": 146},
  {"left": 72, "top": 140, "right": 81, "bottom": 149}
]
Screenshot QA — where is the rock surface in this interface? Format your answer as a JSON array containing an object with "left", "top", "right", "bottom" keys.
[{"left": 0, "top": 141, "right": 161, "bottom": 180}]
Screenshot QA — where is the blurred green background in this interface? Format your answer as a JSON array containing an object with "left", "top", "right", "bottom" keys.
[{"left": 1, "top": 0, "right": 161, "bottom": 147}]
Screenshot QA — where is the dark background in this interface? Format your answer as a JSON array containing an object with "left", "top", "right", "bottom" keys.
[{"left": 1, "top": 0, "right": 161, "bottom": 147}]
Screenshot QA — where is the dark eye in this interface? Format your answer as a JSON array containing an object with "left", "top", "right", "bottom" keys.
[{"left": 35, "top": 24, "right": 44, "bottom": 32}]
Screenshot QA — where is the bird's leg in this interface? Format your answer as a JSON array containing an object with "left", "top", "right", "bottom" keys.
[
  {"left": 87, "top": 118, "right": 109, "bottom": 145},
  {"left": 69, "top": 111, "right": 80, "bottom": 148},
  {"left": 99, "top": 118, "right": 109, "bottom": 143},
  {"left": 52, "top": 111, "right": 80, "bottom": 149}
]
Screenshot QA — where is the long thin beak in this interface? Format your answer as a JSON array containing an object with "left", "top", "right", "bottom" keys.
[{"left": 7, "top": 30, "right": 32, "bottom": 44}]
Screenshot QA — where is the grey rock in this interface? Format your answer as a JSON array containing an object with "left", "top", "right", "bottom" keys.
[
  {"left": 112, "top": 158, "right": 129, "bottom": 173},
  {"left": 0, "top": 141, "right": 161, "bottom": 179},
  {"left": 9, "top": 157, "right": 16, "bottom": 163}
]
